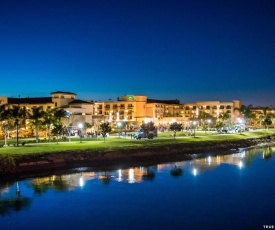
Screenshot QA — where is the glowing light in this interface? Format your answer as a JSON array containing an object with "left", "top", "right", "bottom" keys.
[
  {"left": 207, "top": 156, "right": 212, "bottom": 164},
  {"left": 239, "top": 161, "right": 243, "bottom": 169},
  {"left": 79, "top": 177, "right": 84, "bottom": 187},
  {"left": 144, "top": 118, "right": 150, "bottom": 124},
  {"left": 193, "top": 168, "right": 197, "bottom": 176},
  {"left": 128, "top": 168, "right": 135, "bottom": 183},
  {"left": 117, "top": 169, "right": 122, "bottom": 182}
]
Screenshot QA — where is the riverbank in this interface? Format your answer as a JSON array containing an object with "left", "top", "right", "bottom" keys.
[{"left": 1, "top": 133, "right": 275, "bottom": 177}]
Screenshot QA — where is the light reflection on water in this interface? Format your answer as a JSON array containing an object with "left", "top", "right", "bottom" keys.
[{"left": 1, "top": 146, "right": 275, "bottom": 230}]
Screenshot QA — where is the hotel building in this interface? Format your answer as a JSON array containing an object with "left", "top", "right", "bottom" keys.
[
  {"left": 0, "top": 91, "right": 242, "bottom": 127},
  {"left": 94, "top": 95, "right": 242, "bottom": 125}
]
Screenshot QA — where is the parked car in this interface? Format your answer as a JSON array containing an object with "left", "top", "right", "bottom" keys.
[
  {"left": 220, "top": 129, "right": 228, "bottom": 134},
  {"left": 134, "top": 128, "right": 156, "bottom": 139}
]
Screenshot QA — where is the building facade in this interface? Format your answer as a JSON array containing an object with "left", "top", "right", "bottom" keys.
[
  {"left": 0, "top": 91, "right": 244, "bottom": 128},
  {"left": 0, "top": 91, "right": 94, "bottom": 124},
  {"left": 94, "top": 95, "right": 242, "bottom": 126}
]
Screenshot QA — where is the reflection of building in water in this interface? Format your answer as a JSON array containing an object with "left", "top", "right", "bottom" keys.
[
  {"left": 29, "top": 167, "right": 151, "bottom": 188},
  {"left": 153, "top": 150, "right": 262, "bottom": 176},
  {"left": 115, "top": 167, "right": 146, "bottom": 183},
  {"left": 0, "top": 181, "right": 15, "bottom": 195},
  {"left": 26, "top": 147, "right": 274, "bottom": 188},
  {"left": 156, "top": 162, "right": 187, "bottom": 172},
  {"left": 189, "top": 153, "right": 246, "bottom": 175},
  {"left": 30, "top": 172, "right": 96, "bottom": 192}
]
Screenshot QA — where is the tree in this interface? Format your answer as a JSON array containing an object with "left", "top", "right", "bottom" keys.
[
  {"left": 51, "top": 125, "right": 65, "bottom": 144},
  {"left": 261, "top": 107, "right": 270, "bottom": 130},
  {"left": 42, "top": 108, "right": 56, "bottom": 142},
  {"left": 28, "top": 107, "right": 45, "bottom": 143},
  {"left": 91, "top": 115, "right": 105, "bottom": 136},
  {"left": 262, "top": 117, "right": 272, "bottom": 130},
  {"left": 62, "top": 112, "right": 76, "bottom": 142},
  {"left": 0, "top": 105, "right": 11, "bottom": 146},
  {"left": 219, "top": 113, "right": 232, "bottom": 128},
  {"left": 52, "top": 108, "right": 67, "bottom": 143},
  {"left": 141, "top": 121, "right": 156, "bottom": 133},
  {"left": 99, "top": 122, "right": 112, "bottom": 142},
  {"left": 9, "top": 105, "right": 28, "bottom": 146},
  {"left": 234, "top": 105, "right": 253, "bottom": 125},
  {"left": 84, "top": 122, "right": 92, "bottom": 131},
  {"left": 169, "top": 122, "right": 182, "bottom": 139},
  {"left": 141, "top": 121, "right": 157, "bottom": 138},
  {"left": 53, "top": 108, "right": 67, "bottom": 125},
  {"left": 198, "top": 111, "right": 214, "bottom": 134}
]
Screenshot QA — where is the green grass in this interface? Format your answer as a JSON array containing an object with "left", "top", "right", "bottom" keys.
[{"left": 0, "top": 129, "right": 274, "bottom": 157}]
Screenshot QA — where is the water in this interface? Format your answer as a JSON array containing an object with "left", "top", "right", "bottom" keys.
[{"left": 1, "top": 146, "right": 275, "bottom": 230}]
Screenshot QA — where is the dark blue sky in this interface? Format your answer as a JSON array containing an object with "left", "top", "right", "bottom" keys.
[{"left": 0, "top": 0, "right": 274, "bottom": 106}]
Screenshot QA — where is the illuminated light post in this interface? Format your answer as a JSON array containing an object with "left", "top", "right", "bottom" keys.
[
  {"left": 205, "top": 119, "right": 211, "bottom": 134},
  {"left": 238, "top": 117, "right": 243, "bottom": 135},
  {"left": 117, "top": 122, "right": 122, "bottom": 138},
  {"left": 207, "top": 119, "right": 211, "bottom": 133},
  {"left": 78, "top": 123, "right": 83, "bottom": 143},
  {"left": 193, "top": 121, "right": 197, "bottom": 137}
]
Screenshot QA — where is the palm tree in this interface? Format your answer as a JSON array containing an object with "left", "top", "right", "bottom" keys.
[
  {"left": 53, "top": 108, "right": 67, "bottom": 125},
  {"left": 9, "top": 105, "right": 28, "bottom": 146},
  {"left": 0, "top": 105, "right": 9, "bottom": 146},
  {"left": 52, "top": 108, "right": 67, "bottom": 143},
  {"left": 42, "top": 108, "right": 56, "bottom": 142},
  {"left": 28, "top": 107, "right": 45, "bottom": 143}
]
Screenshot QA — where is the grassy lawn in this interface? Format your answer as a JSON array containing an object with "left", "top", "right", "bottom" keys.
[{"left": 0, "top": 129, "right": 274, "bottom": 157}]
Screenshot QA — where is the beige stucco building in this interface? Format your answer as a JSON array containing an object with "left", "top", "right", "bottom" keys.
[
  {"left": 0, "top": 91, "right": 94, "bottom": 123},
  {"left": 0, "top": 91, "right": 244, "bottom": 128},
  {"left": 94, "top": 95, "right": 242, "bottom": 126}
]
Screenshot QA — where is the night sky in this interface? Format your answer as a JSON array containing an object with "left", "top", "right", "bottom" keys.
[{"left": 0, "top": 0, "right": 274, "bottom": 106}]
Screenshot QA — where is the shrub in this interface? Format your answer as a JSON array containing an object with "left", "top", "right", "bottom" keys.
[
  {"left": 147, "top": 133, "right": 154, "bottom": 139},
  {"left": 0, "top": 155, "right": 16, "bottom": 173}
]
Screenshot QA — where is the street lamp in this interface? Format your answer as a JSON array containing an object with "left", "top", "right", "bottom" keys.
[
  {"left": 193, "top": 121, "right": 197, "bottom": 137},
  {"left": 78, "top": 123, "right": 83, "bottom": 143},
  {"left": 117, "top": 122, "right": 122, "bottom": 138},
  {"left": 238, "top": 117, "right": 243, "bottom": 135},
  {"left": 207, "top": 119, "right": 211, "bottom": 133}
]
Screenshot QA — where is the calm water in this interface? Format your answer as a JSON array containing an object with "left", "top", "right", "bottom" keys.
[{"left": 1, "top": 146, "right": 275, "bottom": 230}]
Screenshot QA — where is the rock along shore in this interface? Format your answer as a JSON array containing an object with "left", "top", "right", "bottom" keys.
[{"left": 1, "top": 135, "right": 275, "bottom": 177}]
